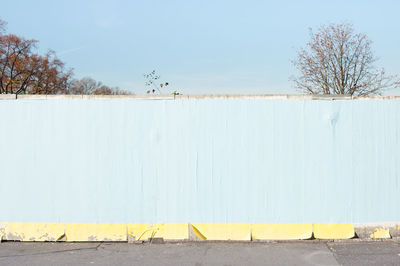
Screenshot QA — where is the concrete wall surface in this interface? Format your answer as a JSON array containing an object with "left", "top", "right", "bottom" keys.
[{"left": 0, "top": 97, "right": 399, "bottom": 223}]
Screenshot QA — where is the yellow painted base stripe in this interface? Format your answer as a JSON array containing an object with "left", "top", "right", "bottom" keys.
[
  {"left": 0, "top": 222, "right": 64, "bottom": 241},
  {"left": 65, "top": 223, "right": 127, "bottom": 242},
  {"left": 190, "top": 223, "right": 251, "bottom": 241},
  {"left": 251, "top": 223, "right": 313, "bottom": 240},
  {"left": 314, "top": 223, "right": 355, "bottom": 239},
  {"left": 0, "top": 222, "right": 387, "bottom": 241},
  {"left": 127, "top": 223, "right": 188, "bottom": 241}
]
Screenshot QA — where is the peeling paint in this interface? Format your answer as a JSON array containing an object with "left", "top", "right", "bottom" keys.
[
  {"left": 65, "top": 223, "right": 126, "bottom": 242},
  {"left": 1, "top": 223, "right": 64, "bottom": 241},
  {"left": 370, "top": 228, "right": 391, "bottom": 239}
]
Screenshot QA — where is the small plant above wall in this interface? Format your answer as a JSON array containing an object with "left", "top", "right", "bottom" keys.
[{"left": 144, "top": 70, "right": 181, "bottom": 95}]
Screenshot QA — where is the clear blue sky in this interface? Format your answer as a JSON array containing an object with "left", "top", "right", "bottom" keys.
[{"left": 2, "top": 0, "right": 400, "bottom": 95}]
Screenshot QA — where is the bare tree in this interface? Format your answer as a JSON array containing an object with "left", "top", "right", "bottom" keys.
[
  {"left": 0, "top": 22, "right": 72, "bottom": 95},
  {"left": 292, "top": 23, "right": 399, "bottom": 96},
  {"left": 93, "top": 86, "right": 131, "bottom": 95},
  {"left": 68, "top": 77, "right": 133, "bottom": 95},
  {"left": 0, "top": 34, "right": 37, "bottom": 94},
  {"left": 1, "top": 19, "right": 132, "bottom": 96},
  {"left": 68, "top": 77, "right": 100, "bottom": 94},
  {"left": 28, "top": 51, "right": 72, "bottom": 94}
]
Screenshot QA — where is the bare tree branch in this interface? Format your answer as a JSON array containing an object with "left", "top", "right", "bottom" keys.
[{"left": 292, "top": 23, "right": 400, "bottom": 96}]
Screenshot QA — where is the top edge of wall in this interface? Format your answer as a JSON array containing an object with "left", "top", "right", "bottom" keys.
[{"left": 1, "top": 94, "right": 400, "bottom": 101}]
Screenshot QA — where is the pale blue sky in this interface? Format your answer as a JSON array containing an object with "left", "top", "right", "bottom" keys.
[{"left": 2, "top": 0, "right": 400, "bottom": 95}]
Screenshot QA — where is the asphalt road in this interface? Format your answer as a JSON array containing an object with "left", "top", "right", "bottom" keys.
[{"left": 0, "top": 240, "right": 399, "bottom": 266}]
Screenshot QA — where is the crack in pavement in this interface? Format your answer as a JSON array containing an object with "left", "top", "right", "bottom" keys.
[
  {"left": 0, "top": 243, "right": 103, "bottom": 259},
  {"left": 325, "top": 242, "right": 341, "bottom": 266}
]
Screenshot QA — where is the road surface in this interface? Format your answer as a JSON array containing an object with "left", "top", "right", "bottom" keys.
[{"left": 0, "top": 240, "right": 399, "bottom": 265}]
